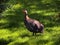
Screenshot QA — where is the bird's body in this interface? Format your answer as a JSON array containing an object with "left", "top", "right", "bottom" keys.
[{"left": 23, "top": 9, "right": 44, "bottom": 35}]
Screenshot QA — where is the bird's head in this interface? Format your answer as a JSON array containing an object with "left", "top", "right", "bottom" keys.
[{"left": 22, "top": 9, "right": 28, "bottom": 15}]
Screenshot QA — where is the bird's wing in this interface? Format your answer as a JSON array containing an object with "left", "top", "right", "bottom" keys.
[
  {"left": 25, "top": 19, "right": 38, "bottom": 31},
  {"left": 29, "top": 21, "right": 38, "bottom": 30}
]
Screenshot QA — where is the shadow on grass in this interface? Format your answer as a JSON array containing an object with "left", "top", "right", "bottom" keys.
[
  {"left": 51, "top": 33, "right": 60, "bottom": 45},
  {"left": 36, "top": 40, "right": 49, "bottom": 45},
  {"left": 0, "top": 0, "right": 60, "bottom": 29},
  {"left": 14, "top": 42, "right": 29, "bottom": 45},
  {"left": 0, "top": 39, "right": 12, "bottom": 45},
  {"left": 0, "top": 12, "right": 24, "bottom": 30}
]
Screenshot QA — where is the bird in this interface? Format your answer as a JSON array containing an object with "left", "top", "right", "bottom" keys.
[{"left": 22, "top": 9, "right": 44, "bottom": 35}]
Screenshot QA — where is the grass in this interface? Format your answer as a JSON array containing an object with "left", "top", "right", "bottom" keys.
[{"left": 0, "top": 0, "right": 60, "bottom": 45}]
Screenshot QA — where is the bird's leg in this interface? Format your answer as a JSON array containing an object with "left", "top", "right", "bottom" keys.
[
  {"left": 33, "top": 32, "right": 36, "bottom": 36},
  {"left": 35, "top": 33, "right": 36, "bottom": 36},
  {"left": 33, "top": 32, "right": 34, "bottom": 36}
]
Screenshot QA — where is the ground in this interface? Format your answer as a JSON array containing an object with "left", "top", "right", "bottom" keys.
[{"left": 0, "top": 0, "right": 60, "bottom": 45}]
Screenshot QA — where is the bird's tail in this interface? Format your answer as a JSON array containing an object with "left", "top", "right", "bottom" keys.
[{"left": 38, "top": 24, "right": 44, "bottom": 33}]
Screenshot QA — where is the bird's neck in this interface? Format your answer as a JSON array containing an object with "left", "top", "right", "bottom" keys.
[{"left": 25, "top": 14, "right": 30, "bottom": 20}]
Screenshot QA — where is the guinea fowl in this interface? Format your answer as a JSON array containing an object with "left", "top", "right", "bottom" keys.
[{"left": 23, "top": 9, "right": 44, "bottom": 35}]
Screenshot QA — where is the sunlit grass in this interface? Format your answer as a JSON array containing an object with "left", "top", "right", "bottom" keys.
[
  {"left": 0, "top": 29, "right": 11, "bottom": 41},
  {"left": 45, "top": 41, "right": 54, "bottom": 45},
  {"left": 52, "top": 26, "right": 60, "bottom": 31},
  {"left": 46, "top": 26, "right": 60, "bottom": 31},
  {"left": 44, "top": 12, "right": 57, "bottom": 16},
  {"left": 0, "top": 19, "right": 8, "bottom": 23},
  {"left": 30, "top": 5, "right": 37, "bottom": 8},
  {"left": 30, "top": 10, "right": 46, "bottom": 14},
  {"left": 30, "top": 9, "right": 57, "bottom": 16},
  {"left": 0, "top": 0, "right": 60, "bottom": 45},
  {"left": 12, "top": 4, "right": 22, "bottom": 10},
  {"left": 2, "top": 3, "right": 22, "bottom": 16},
  {"left": 0, "top": 29, "right": 11, "bottom": 36},
  {"left": 8, "top": 37, "right": 29, "bottom": 45},
  {"left": 41, "top": 0, "right": 53, "bottom": 4}
]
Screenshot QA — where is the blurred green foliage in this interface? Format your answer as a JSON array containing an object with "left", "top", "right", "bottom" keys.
[{"left": 0, "top": 0, "right": 60, "bottom": 45}]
